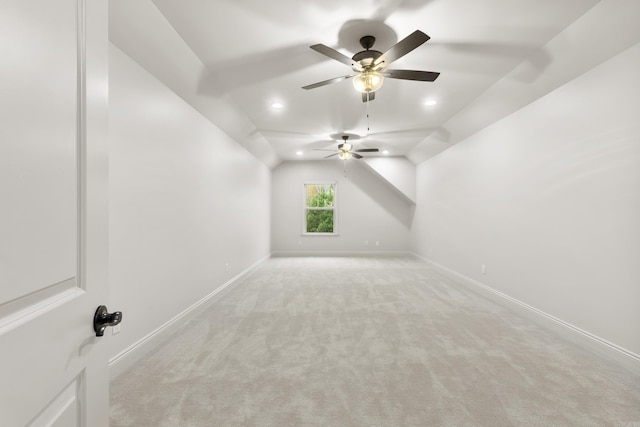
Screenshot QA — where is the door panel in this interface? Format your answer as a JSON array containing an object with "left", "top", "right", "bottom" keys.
[
  {"left": 27, "top": 373, "right": 82, "bottom": 427},
  {"left": 0, "top": 0, "right": 79, "bottom": 303},
  {"left": 0, "top": 1, "right": 109, "bottom": 426}
]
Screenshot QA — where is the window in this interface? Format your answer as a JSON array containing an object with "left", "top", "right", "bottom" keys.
[{"left": 303, "top": 182, "right": 336, "bottom": 234}]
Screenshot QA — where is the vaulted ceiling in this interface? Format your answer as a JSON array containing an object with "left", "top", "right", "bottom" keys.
[{"left": 109, "top": 0, "right": 639, "bottom": 168}]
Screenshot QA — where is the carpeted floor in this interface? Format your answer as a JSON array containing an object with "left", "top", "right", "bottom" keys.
[{"left": 110, "top": 256, "right": 640, "bottom": 426}]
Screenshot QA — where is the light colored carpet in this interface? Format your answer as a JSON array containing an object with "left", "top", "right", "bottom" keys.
[{"left": 110, "top": 256, "right": 640, "bottom": 426}]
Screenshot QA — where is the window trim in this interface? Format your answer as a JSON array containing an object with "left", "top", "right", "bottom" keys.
[{"left": 302, "top": 181, "right": 338, "bottom": 236}]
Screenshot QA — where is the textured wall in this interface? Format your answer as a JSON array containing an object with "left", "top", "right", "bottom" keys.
[{"left": 412, "top": 42, "right": 640, "bottom": 356}]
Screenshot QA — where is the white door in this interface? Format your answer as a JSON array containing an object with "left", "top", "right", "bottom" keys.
[{"left": 0, "top": 0, "right": 110, "bottom": 426}]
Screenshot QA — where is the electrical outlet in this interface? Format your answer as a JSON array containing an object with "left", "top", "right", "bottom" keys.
[
  {"left": 364, "top": 240, "right": 369, "bottom": 246},
  {"left": 112, "top": 324, "right": 121, "bottom": 335},
  {"left": 375, "top": 240, "right": 380, "bottom": 246}
]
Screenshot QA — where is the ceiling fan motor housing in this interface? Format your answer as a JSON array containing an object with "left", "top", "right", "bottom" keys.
[
  {"left": 352, "top": 50, "right": 382, "bottom": 66},
  {"left": 352, "top": 35, "right": 382, "bottom": 69}
]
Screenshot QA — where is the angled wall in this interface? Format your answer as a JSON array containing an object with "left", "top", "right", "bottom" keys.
[{"left": 362, "top": 157, "right": 416, "bottom": 204}]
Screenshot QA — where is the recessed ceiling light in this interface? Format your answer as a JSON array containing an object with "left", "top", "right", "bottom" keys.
[
  {"left": 424, "top": 99, "right": 437, "bottom": 107},
  {"left": 295, "top": 151, "right": 303, "bottom": 156},
  {"left": 382, "top": 150, "right": 389, "bottom": 155},
  {"left": 271, "top": 102, "right": 284, "bottom": 110}
]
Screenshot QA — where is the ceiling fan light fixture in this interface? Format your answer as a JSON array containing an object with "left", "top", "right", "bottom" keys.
[
  {"left": 352, "top": 70, "right": 384, "bottom": 93},
  {"left": 339, "top": 151, "right": 352, "bottom": 160}
]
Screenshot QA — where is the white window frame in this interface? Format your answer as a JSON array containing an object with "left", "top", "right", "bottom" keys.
[{"left": 302, "top": 181, "right": 338, "bottom": 235}]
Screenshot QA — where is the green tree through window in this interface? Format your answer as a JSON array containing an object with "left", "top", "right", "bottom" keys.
[{"left": 304, "top": 183, "right": 335, "bottom": 233}]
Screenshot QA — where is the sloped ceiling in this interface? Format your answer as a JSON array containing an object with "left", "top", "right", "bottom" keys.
[{"left": 109, "top": 0, "right": 640, "bottom": 169}]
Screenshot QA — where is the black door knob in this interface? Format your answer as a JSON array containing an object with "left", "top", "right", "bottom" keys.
[{"left": 93, "top": 305, "right": 123, "bottom": 337}]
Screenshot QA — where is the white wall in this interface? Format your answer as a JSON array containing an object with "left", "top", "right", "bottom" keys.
[
  {"left": 272, "top": 160, "right": 412, "bottom": 254},
  {"left": 108, "top": 45, "right": 271, "bottom": 371},
  {"left": 362, "top": 157, "right": 416, "bottom": 203},
  {"left": 412, "top": 42, "right": 640, "bottom": 358}
]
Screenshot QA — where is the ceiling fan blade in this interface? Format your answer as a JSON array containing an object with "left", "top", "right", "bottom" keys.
[
  {"left": 373, "top": 30, "right": 430, "bottom": 68},
  {"left": 384, "top": 69, "right": 440, "bottom": 82},
  {"left": 324, "top": 153, "right": 340, "bottom": 158},
  {"left": 352, "top": 153, "right": 363, "bottom": 159},
  {"left": 355, "top": 148, "right": 379, "bottom": 153},
  {"left": 310, "top": 44, "right": 358, "bottom": 68},
  {"left": 302, "top": 74, "right": 353, "bottom": 90}
]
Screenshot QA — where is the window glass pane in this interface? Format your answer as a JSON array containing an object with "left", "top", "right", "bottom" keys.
[
  {"left": 305, "top": 184, "right": 334, "bottom": 207},
  {"left": 306, "top": 210, "right": 334, "bottom": 233}
]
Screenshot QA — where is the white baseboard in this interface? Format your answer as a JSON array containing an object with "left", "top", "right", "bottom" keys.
[
  {"left": 411, "top": 253, "right": 640, "bottom": 375},
  {"left": 108, "top": 254, "right": 270, "bottom": 379},
  {"left": 271, "top": 250, "right": 412, "bottom": 257}
]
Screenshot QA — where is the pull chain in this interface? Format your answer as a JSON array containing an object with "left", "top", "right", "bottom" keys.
[{"left": 366, "top": 96, "right": 371, "bottom": 134}]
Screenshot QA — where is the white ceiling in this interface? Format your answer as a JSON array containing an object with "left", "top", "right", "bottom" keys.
[{"left": 109, "top": 0, "right": 639, "bottom": 168}]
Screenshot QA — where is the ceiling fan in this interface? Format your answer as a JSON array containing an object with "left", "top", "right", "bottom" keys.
[
  {"left": 315, "top": 135, "right": 379, "bottom": 160},
  {"left": 302, "top": 30, "right": 440, "bottom": 102}
]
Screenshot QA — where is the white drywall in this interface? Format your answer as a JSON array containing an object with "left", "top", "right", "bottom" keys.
[
  {"left": 412, "top": 41, "right": 640, "bottom": 358},
  {"left": 362, "top": 157, "right": 416, "bottom": 203},
  {"left": 408, "top": 0, "right": 640, "bottom": 164},
  {"left": 108, "top": 45, "right": 271, "bottom": 369},
  {"left": 109, "top": 0, "right": 279, "bottom": 168},
  {"left": 272, "top": 160, "right": 412, "bottom": 254}
]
